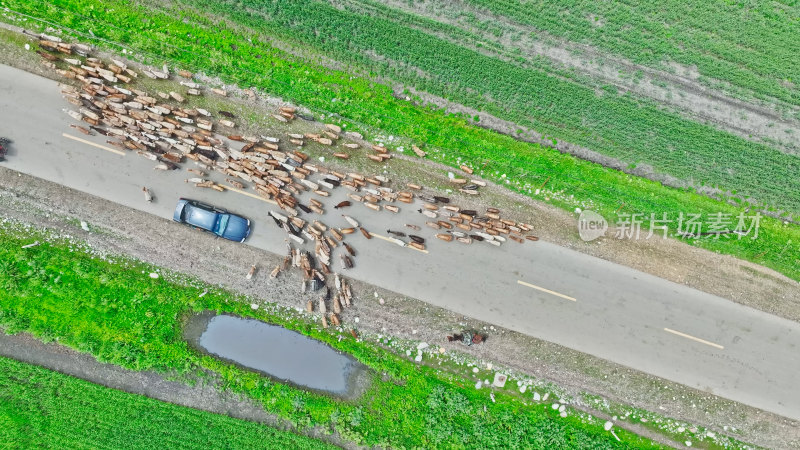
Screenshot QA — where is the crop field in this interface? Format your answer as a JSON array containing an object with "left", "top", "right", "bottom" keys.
[
  {"left": 2, "top": 0, "right": 798, "bottom": 282},
  {"left": 0, "top": 357, "right": 331, "bottom": 449},
  {"left": 0, "top": 224, "right": 656, "bottom": 448},
  {"left": 157, "top": 0, "right": 800, "bottom": 216},
  {"left": 458, "top": 0, "right": 800, "bottom": 108}
]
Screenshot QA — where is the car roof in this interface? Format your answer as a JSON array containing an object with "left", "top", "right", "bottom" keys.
[{"left": 184, "top": 203, "right": 219, "bottom": 231}]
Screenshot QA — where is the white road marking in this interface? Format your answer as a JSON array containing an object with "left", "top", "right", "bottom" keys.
[
  {"left": 517, "top": 280, "right": 577, "bottom": 302},
  {"left": 63, "top": 133, "right": 126, "bottom": 156},
  {"left": 663, "top": 328, "right": 724, "bottom": 350}
]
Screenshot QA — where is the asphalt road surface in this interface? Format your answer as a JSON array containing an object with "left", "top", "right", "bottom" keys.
[{"left": 2, "top": 64, "right": 799, "bottom": 420}]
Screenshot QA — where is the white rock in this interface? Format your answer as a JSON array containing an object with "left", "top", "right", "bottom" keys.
[
  {"left": 559, "top": 405, "right": 566, "bottom": 413},
  {"left": 148, "top": 273, "right": 159, "bottom": 279},
  {"left": 542, "top": 393, "right": 549, "bottom": 401},
  {"left": 318, "top": 156, "right": 325, "bottom": 162},
  {"left": 685, "top": 441, "right": 692, "bottom": 447},
  {"left": 492, "top": 373, "right": 507, "bottom": 388},
  {"left": 604, "top": 421, "right": 613, "bottom": 431},
  {"left": 24, "top": 43, "right": 30, "bottom": 50},
  {"left": 405, "top": 350, "right": 411, "bottom": 356},
  {"left": 519, "top": 385, "right": 527, "bottom": 393},
  {"left": 447, "top": 172, "right": 454, "bottom": 179},
  {"left": 490, "top": 393, "right": 495, "bottom": 403},
  {"left": 354, "top": 317, "right": 359, "bottom": 323},
  {"left": 438, "top": 347, "right": 445, "bottom": 353},
  {"left": 560, "top": 411, "right": 567, "bottom": 418},
  {"left": 250, "top": 303, "right": 259, "bottom": 310},
  {"left": 414, "top": 354, "right": 422, "bottom": 362},
  {"left": 552, "top": 403, "right": 560, "bottom": 410},
  {"left": 417, "top": 342, "right": 429, "bottom": 350},
  {"left": 80, "top": 221, "right": 89, "bottom": 231},
  {"left": 472, "top": 367, "right": 479, "bottom": 373},
  {"left": 677, "top": 427, "right": 685, "bottom": 433},
  {"left": 533, "top": 392, "right": 541, "bottom": 401},
  {"left": 475, "top": 381, "right": 482, "bottom": 389},
  {"left": 706, "top": 432, "right": 715, "bottom": 438},
  {"left": 486, "top": 363, "right": 493, "bottom": 370}
]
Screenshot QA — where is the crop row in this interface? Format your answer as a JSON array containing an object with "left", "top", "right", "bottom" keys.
[
  {"left": 1, "top": 0, "right": 799, "bottom": 283},
  {"left": 0, "top": 356, "right": 333, "bottom": 449},
  {"left": 0, "top": 224, "right": 651, "bottom": 448},
  {"left": 462, "top": 0, "right": 800, "bottom": 108}
]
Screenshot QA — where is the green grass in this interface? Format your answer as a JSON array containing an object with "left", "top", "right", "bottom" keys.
[
  {"left": 1, "top": 0, "right": 799, "bottom": 284},
  {"left": 0, "top": 223, "right": 659, "bottom": 448},
  {"left": 459, "top": 0, "right": 800, "bottom": 108},
  {"left": 0, "top": 356, "right": 332, "bottom": 449}
]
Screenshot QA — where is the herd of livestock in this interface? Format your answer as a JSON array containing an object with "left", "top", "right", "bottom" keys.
[{"left": 32, "top": 33, "right": 540, "bottom": 327}]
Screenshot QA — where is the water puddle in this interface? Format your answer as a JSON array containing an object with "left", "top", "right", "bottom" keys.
[{"left": 185, "top": 313, "right": 367, "bottom": 398}]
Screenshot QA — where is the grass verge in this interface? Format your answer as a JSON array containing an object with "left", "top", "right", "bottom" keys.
[
  {"left": 0, "top": 356, "right": 332, "bottom": 449},
  {"left": 0, "top": 221, "right": 659, "bottom": 448}
]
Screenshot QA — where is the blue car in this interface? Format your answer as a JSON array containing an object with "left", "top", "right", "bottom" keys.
[{"left": 173, "top": 198, "right": 252, "bottom": 242}]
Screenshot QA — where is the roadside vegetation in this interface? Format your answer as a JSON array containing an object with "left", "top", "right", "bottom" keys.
[
  {"left": 1, "top": 0, "right": 798, "bottom": 283},
  {"left": 0, "top": 356, "right": 331, "bottom": 449},
  {"left": 0, "top": 223, "right": 658, "bottom": 448}
]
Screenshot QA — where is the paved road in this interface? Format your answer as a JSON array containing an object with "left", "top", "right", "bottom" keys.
[{"left": 2, "top": 64, "right": 800, "bottom": 420}]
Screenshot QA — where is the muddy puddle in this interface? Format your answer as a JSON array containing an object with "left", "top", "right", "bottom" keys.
[{"left": 185, "top": 312, "right": 368, "bottom": 399}]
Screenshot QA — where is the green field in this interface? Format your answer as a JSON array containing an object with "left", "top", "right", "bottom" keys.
[
  {"left": 0, "top": 357, "right": 332, "bottom": 449},
  {"left": 0, "top": 223, "right": 658, "bottom": 448},
  {"left": 1, "top": 0, "right": 798, "bottom": 283},
  {"left": 459, "top": 0, "right": 800, "bottom": 107},
  {"left": 150, "top": 0, "right": 800, "bottom": 215}
]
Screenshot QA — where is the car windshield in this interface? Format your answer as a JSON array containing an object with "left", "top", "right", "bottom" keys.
[{"left": 214, "top": 214, "right": 229, "bottom": 236}]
